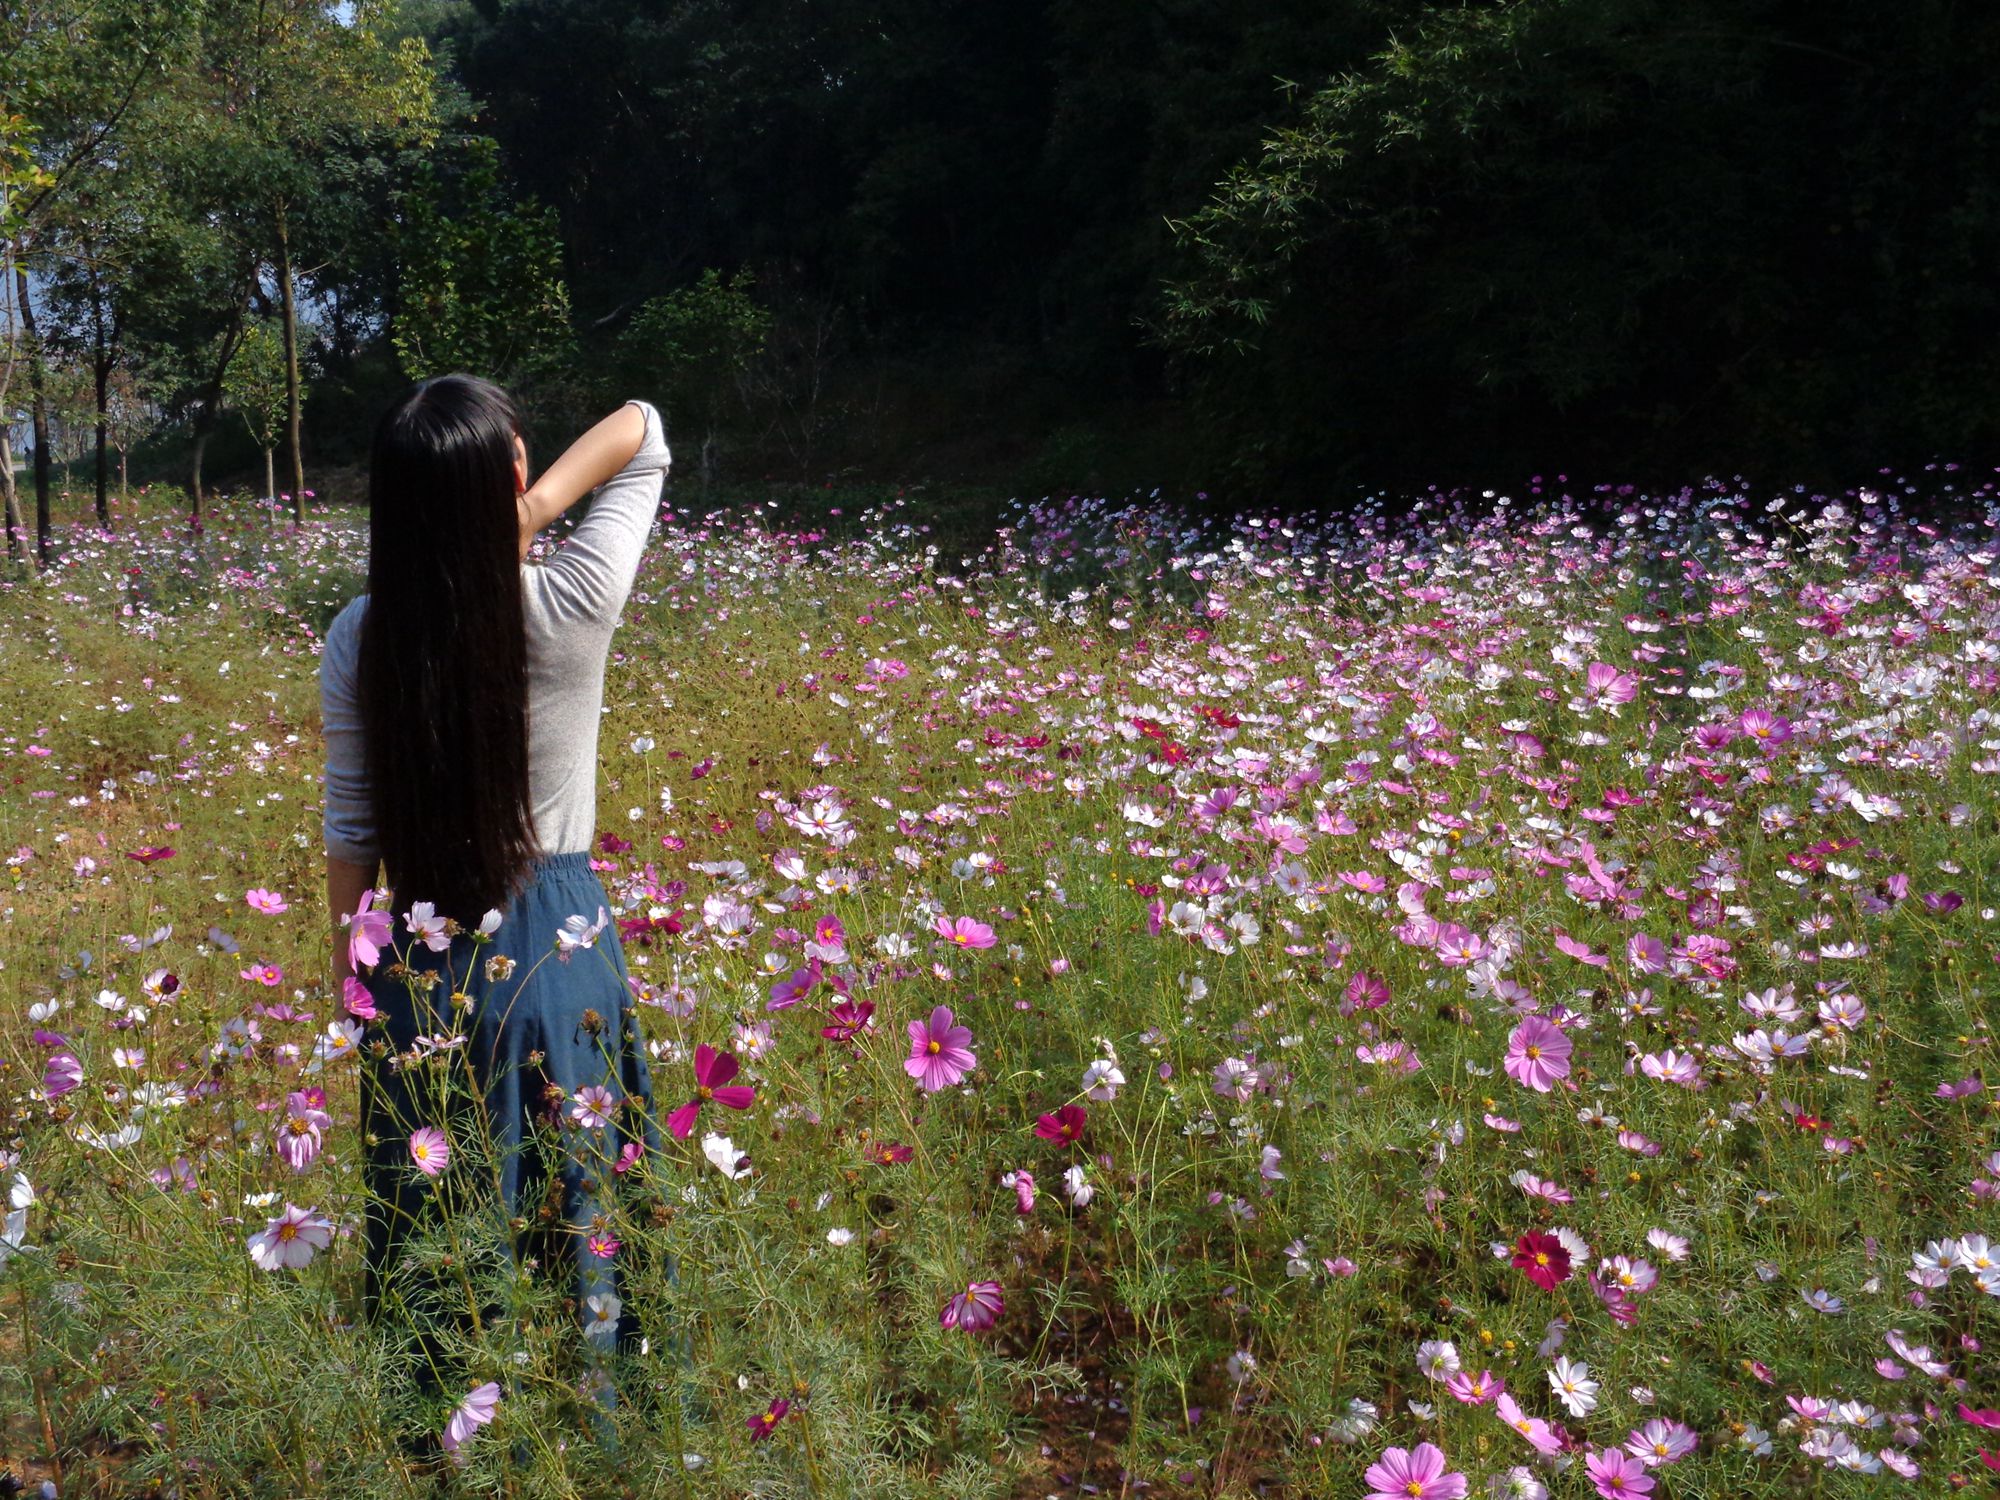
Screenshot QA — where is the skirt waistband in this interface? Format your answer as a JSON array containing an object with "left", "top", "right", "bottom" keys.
[{"left": 528, "top": 850, "right": 598, "bottom": 878}]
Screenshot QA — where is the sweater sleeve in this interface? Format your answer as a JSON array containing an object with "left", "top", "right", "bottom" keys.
[
  {"left": 537, "top": 399, "right": 671, "bottom": 627},
  {"left": 320, "top": 599, "right": 381, "bottom": 867}
]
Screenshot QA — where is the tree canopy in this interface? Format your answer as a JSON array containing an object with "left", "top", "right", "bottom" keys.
[{"left": 4, "top": 0, "right": 1996, "bottom": 535}]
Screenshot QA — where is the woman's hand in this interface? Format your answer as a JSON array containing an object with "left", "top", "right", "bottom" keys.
[
  {"left": 326, "top": 853, "right": 380, "bottom": 985},
  {"left": 517, "top": 403, "right": 651, "bottom": 560}
]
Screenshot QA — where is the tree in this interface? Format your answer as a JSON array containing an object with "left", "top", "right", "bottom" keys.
[
  {"left": 222, "top": 319, "right": 294, "bottom": 507},
  {"left": 1157, "top": 0, "right": 2000, "bottom": 486},
  {"left": 615, "top": 270, "right": 769, "bottom": 487},
  {"left": 2, "top": 0, "right": 197, "bottom": 557},
  {"left": 102, "top": 366, "right": 156, "bottom": 500},
  {"left": 177, "top": 0, "right": 437, "bottom": 520},
  {"left": 391, "top": 136, "right": 574, "bottom": 409}
]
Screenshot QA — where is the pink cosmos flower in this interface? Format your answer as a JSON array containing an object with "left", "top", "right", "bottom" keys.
[
  {"left": 1445, "top": 1368, "right": 1503, "bottom": 1405},
  {"left": 247, "top": 1202, "right": 334, "bottom": 1271},
  {"left": 240, "top": 962, "right": 284, "bottom": 987},
  {"left": 934, "top": 915, "right": 996, "bottom": 949},
  {"left": 1625, "top": 1418, "right": 1697, "bottom": 1467},
  {"left": 43, "top": 1051, "right": 82, "bottom": 1100},
  {"left": 1626, "top": 933, "right": 1668, "bottom": 973},
  {"left": 276, "top": 1090, "right": 332, "bottom": 1172},
  {"left": 667, "top": 1044, "right": 756, "bottom": 1139},
  {"left": 405, "top": 901, "right": 451, "bottom": 952},
  {"left": 568, "top": 1084, "right": 619, "bottom": 1130},
  {"left": 125, "top": 846, "right": 176, "bottom": 863},
  {"left": 341, "top": 976, "right": 377, "bottom": 1020},
  {"left": 1496, "top": 1392, "right": 1566, "bottom": 1454},
  {"left": 613, "top": 1141, "right": 645, "bottom": 1175},
  {"left": 1513, "top": 1173, "right": 1573, "bottom": 1204},
  {"left": 940, "top": 1279, "right": 1004, "bottom": 1332},
  {"left": 1503, "top": 1016, "right": 1573, "bottom": 1093},
  {"left": 245, "top": 887, "right": 288, "bottom": 915},
  {"left": 1003, "top": 1168, "right": 1036, "bottom": 1214},
  {"left": 768, "top": 966, "right": 815, "bottom": 1010},
  {"left": 1584, "top": 661, "right": 1639, "bottom": 711},
  {"left": 1585, "top": 1446, "right": 1654, "bottom": 1497},
  {"left": 1344, "top": 971, "right": 1391, "bottom": 1012},
  {"left": 442, "top": 1381, "right": 500, "bottom": 1462},
  {"left": 409, "top": 1126, "right": 451, "bottom": 1177},
  {"left": 1363, "top": 1442, "right": 1468, "bottom": 1500},
  {"left": 820, "top": 998, "right": 876, "bottom": 1047},
  {"left": 587, "top": 1233, "right": 621, "bottom": 1259},
  {"left": 905, "top": 1005, "right": 978, "bottom": 1092},
  {"left": 346, "top": 888, "right": 393, "bottom": 971},
  {"left": 1739, "top": 707, "right": 1792, "bottom": 747}
]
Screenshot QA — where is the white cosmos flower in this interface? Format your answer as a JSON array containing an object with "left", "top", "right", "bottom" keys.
[
  {"left": 701, "top": 1133, "right": 751, "bottom": 1180},
  {"left": 1549, "top": 1356, "right": 1599, "bottom": 1418}
]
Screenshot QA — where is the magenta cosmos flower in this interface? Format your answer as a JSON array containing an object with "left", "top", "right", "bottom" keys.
[
  {"left": 346, "top": 888, "right": 394, "bottom": 971},
  {"left": 1503, "top": 1015, "right": 1573, "bottom": 1092},
  {"left": 245, "top": 887, "right": 289, "bottom": 915},
  {"left": 1585, "top": 1446, "right": 1654, "bottom": 1498},
  {"left": 667, "top": 1043, "right": 756, "bottom": 1139},
  {"left": 1363, "top": 1441, "right": 1468, "bottom": 1500},
  {"left": 409, "top": 1126, "right": 451, "bottom": 1177},
  {"left": 940, "top": 1279, "right": 1004, "bottom": 1332},
  {"left": 905, "top": 1005, "right": 978, "bottom": 1092},
  {"left": 933, "top": 914, "right": 996, "bottom": 949},
  {"left": 747, "top": 1397, "right": 790, "bottom": 1442},
  {"left": 442, "top": 1380, "right": 501, "bottom": 1461}
]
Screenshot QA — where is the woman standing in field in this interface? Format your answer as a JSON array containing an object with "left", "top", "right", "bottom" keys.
[{"left": 319, "top": 375, "right": 669, "bottom": 1386}]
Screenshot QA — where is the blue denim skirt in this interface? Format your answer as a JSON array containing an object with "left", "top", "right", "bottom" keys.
[{"left": 358, "top": 850, "right": 662, "bottom": 1361}]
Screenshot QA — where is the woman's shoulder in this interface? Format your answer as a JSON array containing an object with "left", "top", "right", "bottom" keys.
[{"left": 321, "top": 594, "right": 371, "bottom": 677}]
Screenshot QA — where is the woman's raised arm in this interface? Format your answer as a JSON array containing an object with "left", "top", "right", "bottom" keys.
[{"left": 516, "top": 402, "right": 652, "bottom": 559}]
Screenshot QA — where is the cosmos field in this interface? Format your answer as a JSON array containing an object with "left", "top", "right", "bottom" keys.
[{"left": 1, "top": 474, "right": 1997, "bottom": 1498}]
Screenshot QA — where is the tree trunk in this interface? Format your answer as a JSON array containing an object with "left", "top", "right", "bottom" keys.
[
  {"left": 92, "top": 277, "right": 110, "bottom": 528},
  {"left": 188, "top": 425, "right": 208, "bottom": 527},
  {"left": 276, "top": 203, "right": 306, "bottom": 524},
  {"left": 14, "top": 256, "right": 52, "bottom": 567},
  {"left": 117, "top": 447, "right": 128, "bottom": 500},
  {"left": 189, "top": 312, "right": 247, "bottom": 530},
  {"left": 263, "top": 446, "right": 275, "bottom": 511},
  {"left": 1, "top": 433, "right": 21, "bottom": 560}
]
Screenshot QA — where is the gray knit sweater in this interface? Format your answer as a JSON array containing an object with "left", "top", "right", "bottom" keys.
[{"left": 319, "top": 399, "right": 670, "bottom": 868}]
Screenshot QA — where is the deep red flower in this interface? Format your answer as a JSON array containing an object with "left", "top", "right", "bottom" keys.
[
  {"left": 1033, "top": 1103, "right": 1087, "bottom": 1146},
  {"left": 867, "top": 1141, "right": 914, "bottom": 1165},
  {"left": 125, "top": 846, "right": 176, "bottom": 864},
  {"left": 1513, "top": 1232, "right": 1573, "bottom": 1290}
]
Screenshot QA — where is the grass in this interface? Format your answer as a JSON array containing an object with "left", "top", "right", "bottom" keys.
[{"left": 0, "top": 471, "right": 1996, "bottom": 1497}]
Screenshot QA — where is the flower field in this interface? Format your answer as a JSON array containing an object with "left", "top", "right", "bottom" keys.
[{"left": 1, "top": 474, "right": 1997, "bottom": 1498}]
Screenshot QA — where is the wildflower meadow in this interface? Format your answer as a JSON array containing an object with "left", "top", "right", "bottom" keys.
[{"left": 1, "top": 475, "right": 1998, "bottom": 1498}]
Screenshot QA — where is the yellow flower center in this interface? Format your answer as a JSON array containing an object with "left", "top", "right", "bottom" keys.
[
  {"left": 1526, "top": 1045, "right": 1542, "bottom": 1060},
  {"left": 927, "top": 1040, "right": 942, "bottom": 1055}
]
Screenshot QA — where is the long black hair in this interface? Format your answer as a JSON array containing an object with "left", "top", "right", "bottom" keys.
[{"left": 358, "top": 374, "right": 539, "bottom": 923}]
